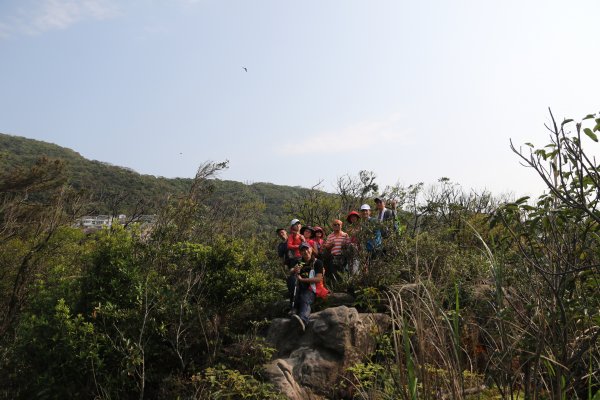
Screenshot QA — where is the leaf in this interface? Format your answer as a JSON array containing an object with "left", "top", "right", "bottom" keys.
[
  {"left": 534, "top": 149, "right": 547, "bottom": 159},
  {"left": 582, "top": 175, "right": 595, "bottom": 187},
  {"left": 561, "top": 118, "right": 574, "bottom": 126},
  {"left": 525, "top": 142, "right": 534, "bottom": 147},
  {"left": 584, "top": 128, "right": 598, "bottom": 142},
  {"left": 514, "top": 196, "right": 530, "bottom": 205},
  {"left": 583, "top": 114, "right": 596, "bottom": 120}
]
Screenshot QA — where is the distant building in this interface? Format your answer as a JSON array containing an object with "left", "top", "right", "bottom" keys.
[
  {"left": 76, "top": 214, "right": 155, "bottom": 230},
  {"left": 78, "top": 215, "right": 114, "bottom": 229}
]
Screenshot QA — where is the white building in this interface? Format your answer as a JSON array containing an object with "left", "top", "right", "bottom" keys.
[{"left": 76, "top": 214, "right": 154, "bottom": 230}]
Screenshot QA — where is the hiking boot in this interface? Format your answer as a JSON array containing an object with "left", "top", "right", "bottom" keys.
[{"left": 292, "top": 314, "right": 305, "bottom": 332}]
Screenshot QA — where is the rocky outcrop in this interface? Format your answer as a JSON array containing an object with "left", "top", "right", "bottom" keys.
[
  {"left": 263, "top": 306, "right": 390, "bottom": 399},
  {"left": 265, "top": 292, "right": 356, "bottom": 320}
]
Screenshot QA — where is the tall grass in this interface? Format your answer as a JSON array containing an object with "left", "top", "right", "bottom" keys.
[{"left": 384, "top": 280, "right": 471, "bottom": 399}]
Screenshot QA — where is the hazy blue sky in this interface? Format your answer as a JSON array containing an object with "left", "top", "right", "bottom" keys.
[{"left": 1, "top": 0, "right": 599, "bottom": 197}]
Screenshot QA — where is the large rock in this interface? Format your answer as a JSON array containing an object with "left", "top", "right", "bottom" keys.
[
  {"left": 265, "top": 292, "right": 356, "bottom": 320},
  {"left": 263, "top": 306, "right": 390, "bottom": 399}
]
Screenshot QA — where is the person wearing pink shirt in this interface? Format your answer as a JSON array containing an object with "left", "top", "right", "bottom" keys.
[
  {"left": 312, "top": 226, "right": 325, "bottom": 257},
  {"left": 323, "top": 219, "right": 350, "bottom": 281}
]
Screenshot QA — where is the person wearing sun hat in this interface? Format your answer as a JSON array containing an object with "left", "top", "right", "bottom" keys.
[
  {"left": 312, "top": 226, "right": 325, "bottom": 256},
  {"left": 300, "top": 225, "right": 319, "bottom": 255},
  {"left": 346, "top": 210, "right": 361, "bottom": 245},
  {"left": 346, "top": 211, "right": 360, "bottom": 224}
]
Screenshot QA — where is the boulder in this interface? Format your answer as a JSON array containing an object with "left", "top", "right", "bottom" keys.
[
  {"left": 265, "top": 292, "right": 356, "bottom": 320},
  {"left": 264, "top": 306, "right": 390, "bottom": 399}
]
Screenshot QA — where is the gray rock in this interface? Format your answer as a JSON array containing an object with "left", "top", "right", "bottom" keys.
[{"left": 264, "top": 306, "right": 390, "bottom": 399}]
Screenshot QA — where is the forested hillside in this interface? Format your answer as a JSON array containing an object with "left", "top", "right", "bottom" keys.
[{"left": 0, "top": 133, "right": 313, "bottom": 231}]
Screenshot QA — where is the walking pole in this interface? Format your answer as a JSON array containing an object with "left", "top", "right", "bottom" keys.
[{"left": 290, "top": 271, "right": 299, "bottom": 313}]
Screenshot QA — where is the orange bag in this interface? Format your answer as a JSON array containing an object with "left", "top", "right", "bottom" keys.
[{"left": 311, "top": 264, "right": 330, "bottom": 299}]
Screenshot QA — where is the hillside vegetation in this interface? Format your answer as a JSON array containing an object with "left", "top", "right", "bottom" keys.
[
  {"left": 0, "top": 133, "right": 313, "bottom": 231},
  {"left": 0, "top": 112, "right": 598, "bottom": 399}
]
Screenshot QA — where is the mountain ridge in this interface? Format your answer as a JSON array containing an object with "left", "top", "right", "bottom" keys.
[{"left": 0, "top": 132, "right": 311, "bottom": 230}]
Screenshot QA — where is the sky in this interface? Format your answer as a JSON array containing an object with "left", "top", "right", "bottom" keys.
[{"left": 1, "top": 0, "right": 599, "bottom": 198}]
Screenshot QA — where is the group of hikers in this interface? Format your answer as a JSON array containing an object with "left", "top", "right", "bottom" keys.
[{"left": 275, "top": 197, "right": 397, "bottom": 331}]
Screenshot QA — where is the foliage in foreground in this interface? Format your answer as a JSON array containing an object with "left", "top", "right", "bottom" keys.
[{"left": 0, "top": 112, "right": 599, "bottom": 399}]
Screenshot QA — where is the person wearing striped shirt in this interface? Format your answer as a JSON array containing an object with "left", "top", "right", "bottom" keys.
[{"left": 323, "top": 219, "right": 350, "bottom": 281}]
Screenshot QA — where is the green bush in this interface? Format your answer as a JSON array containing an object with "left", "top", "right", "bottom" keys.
[
  {"left": 3, "top": 299, "right": 101, "bottom": 399},
  {"left": 192, "top": 365, "right": 285, "bottom": 400}
]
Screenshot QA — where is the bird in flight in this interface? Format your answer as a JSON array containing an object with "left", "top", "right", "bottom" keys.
[{"left": 242, "top": 67, "right": 248, "bottom": 72}]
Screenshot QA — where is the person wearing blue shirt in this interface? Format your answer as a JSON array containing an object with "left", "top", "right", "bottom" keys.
[{"left": 359, "top": 204, "right": 382, "bottom": 254}]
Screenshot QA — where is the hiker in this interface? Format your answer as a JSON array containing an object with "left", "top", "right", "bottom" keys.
[
  {"left": 359, "top": 203, "right": 372, "bottom": 220},
  {"left": 346, "top": 211, "right": 361, "bottom": 273},
  {"left": 346, "top": 211, "right": 361, "bottom": 244},
  {"left": 313, "top": 226, "right": 325, "bottom": 256},
  {"left": 300, "top": 225, "right": 319, "bottom": 255},
  {"left": 323, "top": 219, "right": 350, "bottom": 281},
  {"left": 287, "top": 219, "right": 305, "bottom": 267},
  {"left": 287, "top": 242, "right": 324, "bottom": 331},
  {"left": 374, "top": 197, "right": 398, "bottom": 236},
  {"left": 276, "top": 228, "right": 289, "bottom": 266},
  {"left": 359, "top": 204, "right": 382, "bottom": 263},
  {"left": 346, "top": 211, "right": 360, "bottom": 225},
  {"left": 374, "top": 197, "right": 397, "bottom": 222}
]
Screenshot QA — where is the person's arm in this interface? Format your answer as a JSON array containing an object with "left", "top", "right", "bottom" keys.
[
  {"left": 287, "top": 235, "right": 300, "bottom": 251},
  {"left": 323, "top": 234, "right": 334, "bottom": 249},
  {"left": 289, "top": 264, "right": 301, "bottom": 275},
  {"left": 311, "top": 240, "right": 319, "bottom": 255},
  {"left": 299, "top": 261, "right": 324, "bottom": 283},
  {"left": 298, "top": 272, "right": 323, "bottom": 284},
  {"left": 277, "top": 242, "right": 286, "bottom": 258}
]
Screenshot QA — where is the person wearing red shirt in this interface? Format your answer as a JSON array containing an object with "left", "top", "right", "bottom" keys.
[
  {"left": 287, "top": 219, "right": 305, "bottom": 266},
  {"left": 300, "top": 226, "right": 318, "bottom": 256}
]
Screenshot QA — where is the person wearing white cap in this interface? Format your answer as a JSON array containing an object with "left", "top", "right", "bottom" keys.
[
  {"left": 360, "top": 203, "right": 382, "bottom": 256},
  {"left": 360, "top": 204, "right": 375, "bottom": 225},
  {"left": 286, "top": 219, "right": 305, "bottom": 266}
]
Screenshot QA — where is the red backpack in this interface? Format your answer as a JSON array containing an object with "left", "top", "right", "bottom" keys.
[{"left": 310, "top": 262, "right": 330, "bottom": 299}]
